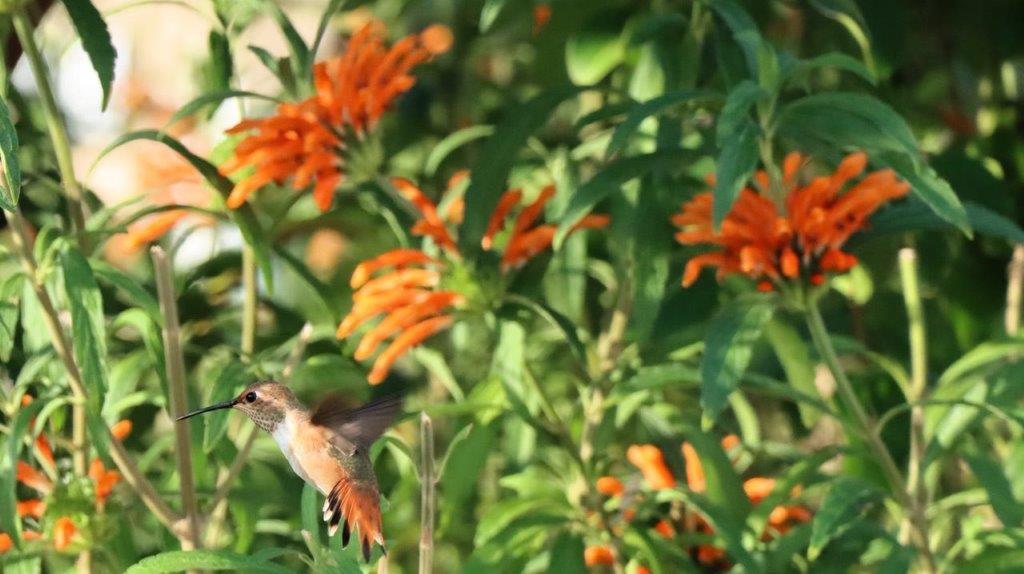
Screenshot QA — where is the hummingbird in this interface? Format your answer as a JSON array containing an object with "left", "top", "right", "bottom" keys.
[{"left": 177, "top": 381, "right": 402, "bottom": 561}]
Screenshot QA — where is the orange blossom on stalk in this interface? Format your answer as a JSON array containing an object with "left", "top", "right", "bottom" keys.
[
  {"left": 337, "top": 175, "right": 609, "bottom": 384},
  {"left": 219, "top": 22, "right": 452, "bottom": 212},
  {"left": 674, "top": 151, "right": 909, "bottom": 291}
]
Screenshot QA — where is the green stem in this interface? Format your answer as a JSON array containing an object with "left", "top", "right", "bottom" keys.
[
  {"left": 805, "top": 298, "right": 936, "bottom": 572},
  {"left": 151, "top": 247, "right": 202, "bottom": 554},
  {"left": 241, "top": 244, "right": 258, "bottom": 356},
  {"left": 418, "top": 413, "right": 435, "bottom": 574},
  {"left": 898, "top": 248, "right": 936, "bottom": 572},
  {"left": 11, "top": 10, "right": 87, "bottom": 236}
]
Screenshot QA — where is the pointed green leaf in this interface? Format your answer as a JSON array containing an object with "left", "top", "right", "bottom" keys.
[
  {"left": 605, "top": 89, "right": 716, "bottom": 158},
  {"left": 965, "top": 451, "right": 1024, "bottom": 527},
  {"left": 700, "top": 298, "right": 774, "bottom": 424},
  {"left": 62, "top": 0, "right": 118, "bottom": 109},
  {"left": 125, "top": 550, "right": 293, "bottom": 573},
  {"left": 713, "top": 120, "right": 760, "bottom": 227},
  {"left": 0, "top": 97, "right": 20, "bottom": 209},
  {"left": 808, "top": 477, "right": 883, "bottom": 559}
]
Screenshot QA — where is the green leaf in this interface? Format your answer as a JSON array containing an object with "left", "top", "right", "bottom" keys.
[
  {"left": 554, "top": 148, "right": 696, "bottom": 247},
  {"left": 808, "top": 0, "right": 875, "bottom": 75},
  {"left": 566, "top": 32, "right": 626, "bottom": 86},
  {"left": 655, "top": 488, "right": 757, "bottom": 572},
  {"left": 786, "top": 52, "right": 877, "bottom": 86},
  {"left": 937, "top": 340, "right": 1024, "bottom": 387},
  {"left": 956, "top": 548, "right": 1024, "bottom": 573},
  {"left": 716, "top": 80, "right": 766, "bottom": 143},
  {"left": 90, "top": 259, "right": 162, "bottom": 324},
  {"left": 713, "top": 120, "right": 760, "bottom": 227},
  {"left": 776, "top": 92, "right": 969, "bottom": 234},
  {"left": 547, "top": 531, "right": 587, "bottom": 574},
  {"left": 964, "top": 451, "right": 1024, "bottom": 527},
  {"left": 808, "top": 477, "right": 883, "bottom": 559},
  {"left": 268, "top": 2, "right": 311, "bottom": 75},
  {"left": 765, "top": 319, "right": 821, "bottom": 427},
  {"left": 0, "top": 301, "right": 17, "bottom": 363},
  {"left": 312, "top": 0, "right": 350, "bottom": 57},
  {"left": 425, "top": 125, "right": 495, "bottom": 176},
  {"left": 492, "top": 320, "right": 537, "bottom": 429},
  {"left": 62, "top": 0, "right": 118, "bottom": 109},
  {"left": 93, "top": 130, "right": 274, "bottom": 290},
  {"left": 605, "top": 89, "right": 716, "bottom": 158},
  {"left": 273, "top": 246, "right": 342, "bottom": 323},
  {"left": 125, "top": 550, "right": 294, "bottom": 573},
  {"left": 700, "top": 298, "right": 774, "bottom": 424},
  {"left": 1, "top": 398, "right": 45, "bottom": 547},
  {"left": 460, "top": 86, "right": 582, "bottom": 257},
  {"left": 165, "top": 90, "right": 279, "bottom": 130},
  {"left": 866, "top": 201, "right": 1024, "bottom": 244},
  {"left": 682, "top": 426, "right": 751, "bottom": 524},
  {"left": 503, "top": 295, "right": 587, "bottom": 368},
  {"left": 60, "top": 245, "right": 108, "bottom": 413},
  {"left": 301, "top": 483, "right": 324, "bottom": 551},
  {"left": 201, "top": 358, "right": 248, "bottom": 453},
  {"left": 479, "top": 0, "right": 508, "bottom": 32},
  {"left": 0, "top": 97, "right": 21, "bottom": 209}
]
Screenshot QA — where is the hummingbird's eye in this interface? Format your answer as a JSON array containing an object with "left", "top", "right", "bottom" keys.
[{"left": 245, "top": 391, "right": 257, "bottom": 403}]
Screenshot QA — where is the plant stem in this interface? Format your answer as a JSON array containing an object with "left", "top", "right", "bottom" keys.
[
  {"left": 11, "top": 10, "right": 87, "bottom": 236},
  {"left": 898, "top": 249, "right": 933, "bottom": 563},
  {"left": 151, "top": 247, "right": 202, "bottom": 553},
  {"left": 805, "top": 297, "right": 936, "bottom": 572},
  {"left": 241, "top": 245, "right": 258, "bottom": 357},
  {"left": 1005, "top": 245, "right": 1024, "bottom": 337},
  {"left": 11, "top": 9, "right": 91, "bottom": 516},
  {"left": 418, "top": 413, "right": 435, "bottom": 574},
  {"left": 4, "top": 208, "right": 181, "bottom": 530}
]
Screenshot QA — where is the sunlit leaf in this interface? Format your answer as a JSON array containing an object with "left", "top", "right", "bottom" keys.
[
  {"left": 0, "top": 97, "right": 20, "bottom": 209},
  {"left": 808, "top": 477, "right": 883, "bottom": 559},
  {"left": 62, "top": 0, "right": 118, "bottom": 109},
  {"left": 700, "top": 298, "right": 774, "bottom": 424},
  {"left": 125, "top": 550, "right": 294, "bottom": 573}
]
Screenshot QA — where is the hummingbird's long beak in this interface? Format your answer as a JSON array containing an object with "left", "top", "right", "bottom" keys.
[{"left": 176, "top": 399, "right": 236, "bottom": 421}]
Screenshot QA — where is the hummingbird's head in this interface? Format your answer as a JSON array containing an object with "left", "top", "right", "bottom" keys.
[{"left": 177, "top": 380, "right": 301, "bottom": 433}]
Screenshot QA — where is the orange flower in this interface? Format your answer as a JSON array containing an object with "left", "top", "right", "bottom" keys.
[
  {"left": 220, "top": 100, "right": 342, "bottom": 211},
  {"left": 339, "top": 178, "right": 607, "bottom": 384},
  {"left": 110, "top": 419, "right": 133, "bottom": 441},
  {"left": 313, "top": 22, "right": 452, "bottom": 134},
  {"left": 681, "top": 442, "right": 705, "bottom": 493},
  {"left": 654, "top": 519, "right": 675, "bottom": 539},
  {"left": 626, "top": 445, "right": 675, "bottom": 490},
  {"left": 52, "top": 517, "right": 76, "bottom": 551},
  {"left": 124, "top": 210, "right": 188, "bottom": 251},
  {"left": 674, "top": 152, "right": 909, "bottom": 289},
  {"left": 596, "top": 476, "right": 625, "bottom": 497},
  {"left": 0, "top": 533, "right": 9, "bottom": 554},
  {"left": 16, "top": 461, "right": 51, "bottom": 494},
  {"left": 220, "top": 23, "right": 450, "bottom": 212},
  {"left": 583, "top": 545, "right": 615, "bottom": 566},
  {"left": 89, "top": 458, "right": 121, "bottom": 507},
  {"left": 16, "top": 499, "right": 45, "bottom": 519},
  {"left": 533, "top": 4, "right": 552, "bottom": 35},
  {"left": 743, "top": 477, "right": 776, "bottom": 504}
]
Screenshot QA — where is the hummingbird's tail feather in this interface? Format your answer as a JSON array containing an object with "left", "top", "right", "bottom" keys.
[{"left": 325, "top": 479, "right": 385, "bottom": 562}]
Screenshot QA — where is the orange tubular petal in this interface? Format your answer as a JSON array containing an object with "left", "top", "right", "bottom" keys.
[
  {"left": 0, "top": 533, "right": 11, "bottom": 554},
  {"left": 743, "top": 477, "right": 776, "bottom": 504},
  {"left": 35, "top": 435, "right": 54, "bottom": 468},
  {"left": 16, "top": 461, "right": 52, "bottom": 493},
  {"left": 17, "top": 499, "right": 45, "bottom": 519},
  {"left": 780, "top": 247, "right": 799, "bottom": 278},
  {"left": 125, "top": 210, "right": 187, "bottom": 251},
  {"left": 721, "top": 434, "right": 740, "bottom": 452},
  {"left": 596, "top": 476, "right": 625, "bottom": 496},
  {"left": 654, "top": 520, "right": 675, "bottom": 539},
  {"left": 681, "top": 442, "right": 705, "bottom": 493},
  {"left": 350, "top": 249, "right": 437, "bottom": 288},
  {"left": 532, "top": 4, "right": 552, "bottom": 35},
  {"left": 501, "top": 225, "right": 556, "bottom": 271},
  {"left": 353, "top": 268, "right": 440, "bottom": 302},
  {"left": 367, "top": 315, "right": 454, "bottom": 384},
  {"left": 354, "top": 292, "right": 463, "bottom": 360},
  {"left": 481, "top": 189, "right": 523, "bottom": 250},
  {"left": 419, "top": 24, "right": 454, "bottom": 55},
  {"left": 510, "top": 185, "right": 556, "bottom": 239},
  {"left": 584, "top": 545, "right": 615, "bottom": 566},
  {"left": 111, "top": 420, "right": 132, "bottom": 441},
  {"left": 626, "top": 444, "right": 676, "bottom": 490},
  {"left": 336, "top": 289, "right": 427, "bottom": 338},
  {"left": 572, "top": 214, "right": 611, "bottom": 230},
  {"left": 53, "top": 517, "right": 76, "bottom": 551}
]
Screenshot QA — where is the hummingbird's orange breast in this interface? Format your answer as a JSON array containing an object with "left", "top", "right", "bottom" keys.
[{"left": 275, "top": 411, "right": 346, "bottom": 495}]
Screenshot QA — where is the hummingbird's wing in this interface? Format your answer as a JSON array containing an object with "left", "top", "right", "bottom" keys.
[{"left": 310, "top": 394, "right": 404, "bottom": 455}]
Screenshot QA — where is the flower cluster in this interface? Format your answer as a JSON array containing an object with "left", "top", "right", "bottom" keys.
[
  {"left": 0, "top": 400, "right": 131, "bottom": 556},
  {"left": 585, "top": 436, "right": 810, "bottom": 571},
  {"left": 674, "top": 152, "right": 909, "bottom": 291},
  {"left": 337, "top": 175, "right": 609, "bottom": 384},
  {"left": 220, "top": 22, "right": 452, "bottom": 212}
]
